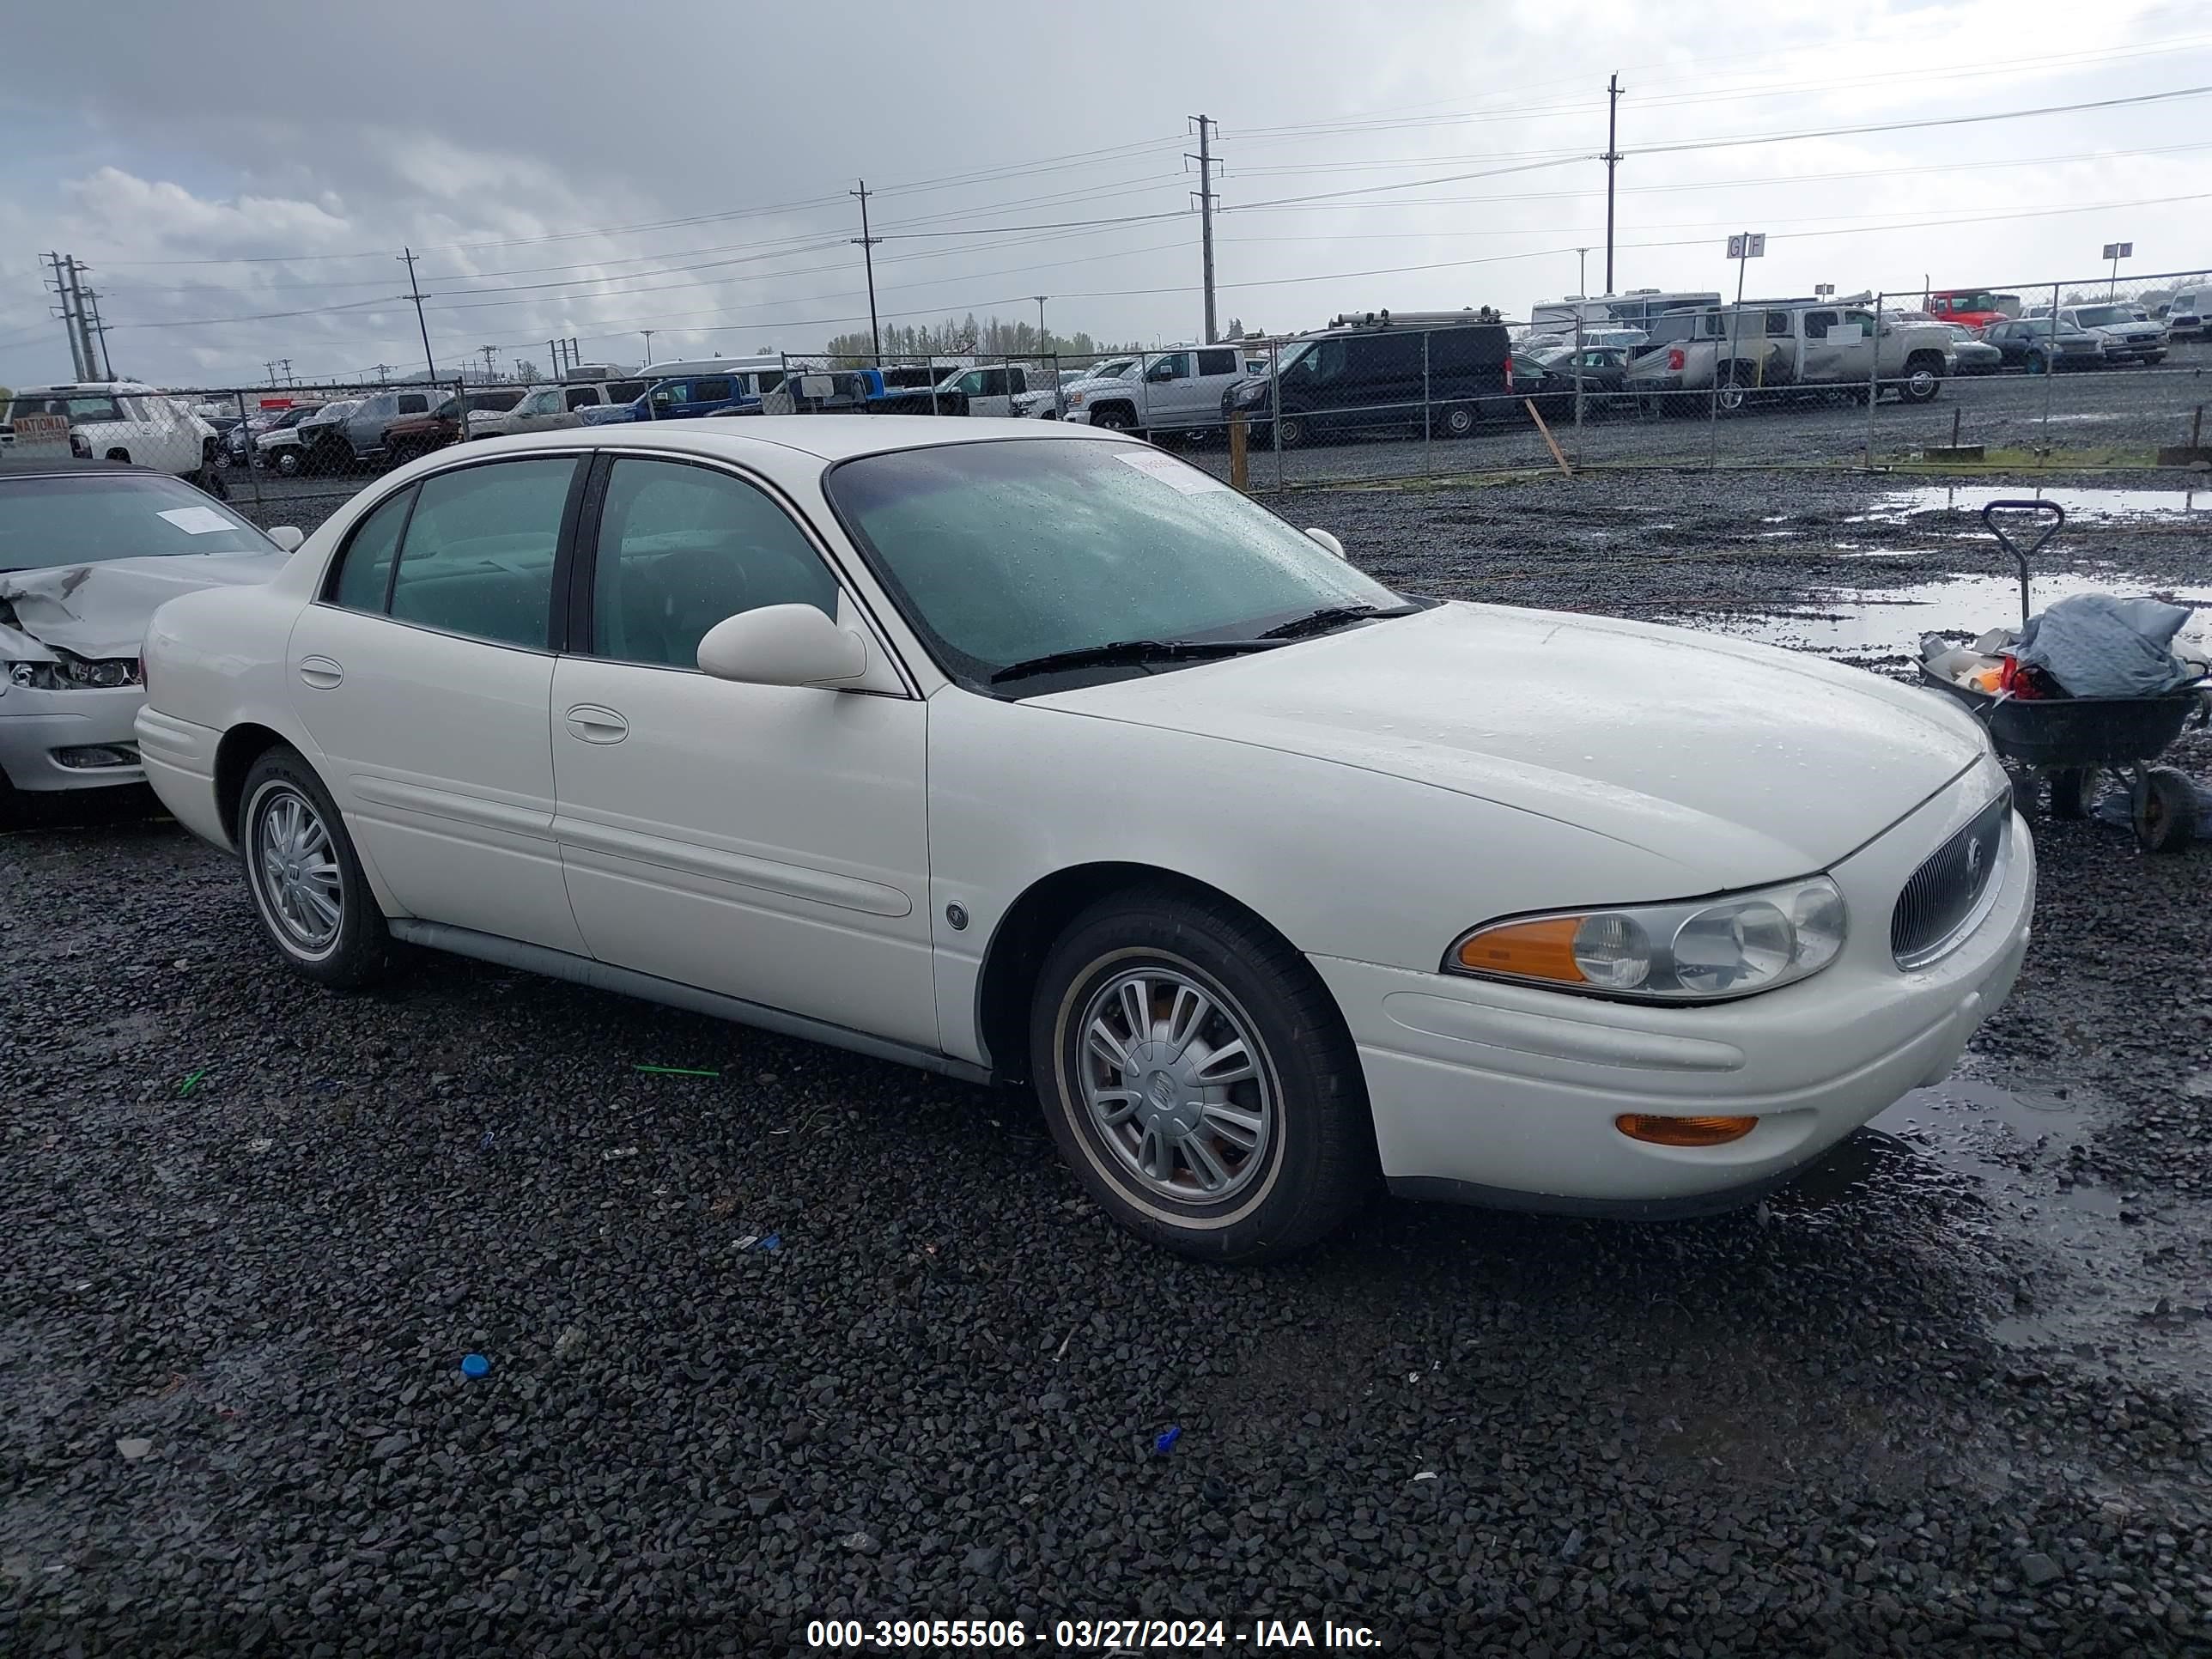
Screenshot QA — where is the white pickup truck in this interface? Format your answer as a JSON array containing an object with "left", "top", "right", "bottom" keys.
[
  {"left": 1060, "top": 345, "right": 1261, "bottom": 437},
  {"left": 1624, "top": 301, "right": 1957, "bottom": 413}
]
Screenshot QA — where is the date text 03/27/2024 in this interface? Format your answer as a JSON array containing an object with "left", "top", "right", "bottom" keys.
[{"left": 805, "top": 1617, "right": 1382, "bottom": 1650}]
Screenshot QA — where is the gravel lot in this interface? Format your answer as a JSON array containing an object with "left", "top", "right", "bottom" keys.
[{"left": 4, "top": 465, "right": 2210, "bottom": 1656}]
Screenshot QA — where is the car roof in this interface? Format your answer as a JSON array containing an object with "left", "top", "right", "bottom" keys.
[
  {"left": 0, "top": 457, "right": 161, "bottom": 479},
  {"left": 449, "top": 416, "right": 1135, "bottom": 466},
  {"left": 9, "top": 381, "right": 163, "bottom": 396}
]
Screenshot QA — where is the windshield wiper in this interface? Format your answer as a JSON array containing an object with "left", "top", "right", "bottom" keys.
[
  {"left": 1255, "top": 601, "right": 1422, "bottom": 641},
  {"left": 988, "top": 636, "right": 1282, "bottom": 684}
]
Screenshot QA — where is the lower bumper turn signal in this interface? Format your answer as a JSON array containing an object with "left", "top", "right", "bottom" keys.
[{"left": 1614, "top": 1114, "right": 1759, "bottom": 1147}]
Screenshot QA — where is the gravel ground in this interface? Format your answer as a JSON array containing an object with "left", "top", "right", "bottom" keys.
[{"left": 5, "top": 466, "right": 2211, "bottom": 1656}]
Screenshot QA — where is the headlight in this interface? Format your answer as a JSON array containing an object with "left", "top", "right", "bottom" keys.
[
  {"left": 1067, "top": 392, "right": 1086, "bottom": 408},
  {"left": 1237, "top": 382, "right": 1268, "bottom": 404},
  {"left": 7, "top": 658, "right": 142, "bottom": 690},
  {"left": 1446, "top": 875, "right": 1847, "bottom": 1003}
]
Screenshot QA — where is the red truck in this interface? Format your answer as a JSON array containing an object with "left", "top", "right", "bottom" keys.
[{"left": 1925, "top": 289, "right": 2020, "bottom": 332}]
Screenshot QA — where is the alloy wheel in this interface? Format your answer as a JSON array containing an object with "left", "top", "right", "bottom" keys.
[
  {"left": 1074, "top": 965, "right": 1276, "bottom": 1206},
  {"left": 252, "top": 785, "right": 344, "bottom": 956}
]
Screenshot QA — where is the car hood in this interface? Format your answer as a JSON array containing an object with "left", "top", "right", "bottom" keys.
[
  {"left": 1036, "top": 602, "right": 1988, "bottom": 888},
  {"left": 0, "top": 551, "right": 288, "bottom": 659}
]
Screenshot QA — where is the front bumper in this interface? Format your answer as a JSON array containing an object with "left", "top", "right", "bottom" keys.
[
  {"left": 1313, "top": 777, "right": 2035, "bottom": 1214},
  {"left": 0, "top": 686, "right": 150, "bottom": 792}
]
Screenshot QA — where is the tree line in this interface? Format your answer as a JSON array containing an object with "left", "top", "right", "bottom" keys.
[{"left": 821, "top": 313, "right": 1145, "bottom": 367}]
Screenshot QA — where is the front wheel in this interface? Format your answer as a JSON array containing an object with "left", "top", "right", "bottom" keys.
[
  {"left": 1091, "top": 405, "right": 1138, "bottom": 434},
  {"left": 1899, "top": 356, "right": 1945, "bottom": 404},
  {"left": 240, "top": 747, "right": 392, "bottom": 987},
  {"left": 274, "top": 449, "right": 302, "bottom": 477},
  {"left": 1030, "top": 886, "right": 1374, "bottom": 1261}
]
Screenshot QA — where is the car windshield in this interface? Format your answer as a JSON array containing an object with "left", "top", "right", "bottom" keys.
[
  {"left": 2072, "top": 305, "right": 2136, "bottom": 327},
  {"left": 825, "top": 438, "right": 1401, "bottom": 687},
  {"left": 1273, "top": 340, "right": 1316, "bottom": 374},
  {"left": 0, "top": 472, "right": 275, "bottom": 572}
]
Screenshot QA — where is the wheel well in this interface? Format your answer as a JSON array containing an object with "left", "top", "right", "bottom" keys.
[
  {"left": 213, "top": 723, "right": 290, "bottom": 843},
  {"left": 1905, "top": 349, "right": 1946, "bottom": 368},
  {"left": 973, "top": 862, "right": 1289, "bottom": 1085},
  {"left": 1090, "top": 397, "right": 1138, "bottom": 420},
  {"left": 105, "top": 447, "right": 130, "bottom": 463}
]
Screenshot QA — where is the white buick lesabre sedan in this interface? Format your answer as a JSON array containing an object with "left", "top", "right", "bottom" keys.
[{"left": 135, "top": 419, "right": 2032, "bottom": 1260}]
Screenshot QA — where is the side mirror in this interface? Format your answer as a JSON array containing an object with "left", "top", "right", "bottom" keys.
[
  {"left": 697, "top": 604, "right": 867, "bottom": 688},
  {"left": 1304, "top": 527, "right": 1346, "bottom": 560},
  {"left": 267, "top": 526, "right": 305, "bottom": 552}
]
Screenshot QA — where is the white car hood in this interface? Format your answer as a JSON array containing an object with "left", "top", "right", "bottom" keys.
[
  {"left": 0, "top": 552, "right": 288, "bottom": 659},
  {"left": 1037, "top": 601, "right": 1989, "bottom": 885}
]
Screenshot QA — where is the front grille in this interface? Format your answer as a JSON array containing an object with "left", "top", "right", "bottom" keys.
[{"left": 1891, "top": 793, "right": 2010, "bottom": 969}]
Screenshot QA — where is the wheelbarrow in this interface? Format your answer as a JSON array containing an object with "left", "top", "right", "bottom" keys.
[{"left": 1917, "top": 500, "right": 2209, "bottom": 854}]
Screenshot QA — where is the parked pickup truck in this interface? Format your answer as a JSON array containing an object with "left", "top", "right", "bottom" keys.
[
  {"left": 1624, "top": 300, "right": 1956, "bottom": 414},
  {"left": 1061, "top": 345, "right": 1254, "bottom": 436}
]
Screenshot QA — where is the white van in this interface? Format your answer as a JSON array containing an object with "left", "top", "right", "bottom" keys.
[
  {"left": 2163, "top": 286, "right": 2210, "bottom": 338},
  {"left": 637, "top": 355, "right": 784, "bottom": 380}
]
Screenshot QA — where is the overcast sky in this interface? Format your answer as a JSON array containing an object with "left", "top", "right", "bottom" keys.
[{"left": 2, "top": 0, "right": 2207, "bottom": 389}]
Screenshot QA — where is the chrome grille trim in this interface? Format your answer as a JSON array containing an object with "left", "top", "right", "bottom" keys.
[{"left": 1891, "top": 793, "right": 2012, "bottom": 970}]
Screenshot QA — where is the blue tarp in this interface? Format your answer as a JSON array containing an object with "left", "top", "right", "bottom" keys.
[{"left": 2015, "top": 594, "right": 2196, "bottom": 699}]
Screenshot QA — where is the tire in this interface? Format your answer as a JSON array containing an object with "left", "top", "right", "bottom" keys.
[
  {"left": 1442, "top": 404, "right": 1476, "bottom": 440},
  {"left": 1713, "top": 364, "right": 1761, "bottom": 416},
  {"left": 1899, "top": 354, "right": 1945, "bottom": 404},
  {"left": 1029, "top": 885, "right": 1374, "bottom": 1261},
  {"left": 2132, "top": 767, "right": 2197, "bottom": 854},
  {"left": 1275, "top": 413, "right": 1309, "bottom": 448},
  {"left": 2144, "top": 352, "right": 2166, "bottom": 365},
  {"left": 239, "top": 747, "right": 392, "bottom": 988},
  {"left": 2048, "top": 768, "right": 2094, "bottom": 821},
  {"left": 274, "top": 449, "right": 302, "bottom": 477},
  {"left": 1091, "top": 404, "right": 1138, "bottom": 434}
]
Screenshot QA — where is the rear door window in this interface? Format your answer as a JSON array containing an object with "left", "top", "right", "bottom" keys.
[
  {"left": 398, "top": 394, "right": 429, "bottom": 415},
  {"left": 564, "top": 386, "right": 601, "bottom": 411},
  {"left": 386, "top": 459, "right": 577, "bottom": 647},
  {"left": 691, "top": 378, "right": 733, "bottom": 404},
  {"left": 327, "top": 486, "right": 416, "bottom": 611},
  {"left": 1195, "top": 348, "right": 1238, "bottom": 376}
]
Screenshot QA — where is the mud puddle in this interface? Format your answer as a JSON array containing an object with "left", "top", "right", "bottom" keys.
[
  {"left": 1851, "top": 483, "right": 2212, "bottom": 523},
  {"left": 1784, "top": 1079, "right": 2212, "bottom": 1391},
  {"left": 1672, "top": 569, "right": 2212, "bottom": 657}
]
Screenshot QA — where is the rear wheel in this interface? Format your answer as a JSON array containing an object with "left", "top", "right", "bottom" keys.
[
  {"left": 1030, "top": 886, "right": 1374, "bottom": 1261},
  {"left": 2133, "top": 767, "right": 2197, "bottom": 854},
  {"left": 1714, "top": 364, "right": 1759, "bottom": 416},
  {"left": 239, "top": 748, "right": 392, "bottom": 987},
  {"left": 1442, "top": 403, "right": 1476, "bottom": 440}
]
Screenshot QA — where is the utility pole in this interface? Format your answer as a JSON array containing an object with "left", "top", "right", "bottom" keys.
[
  {"left": 398, "top": 247, "right": 438, "bottom": 381},
  {"left": 1188, "top": 115, "right": 1220, "bottom": 344},
  {"left": 851, "top": 180, "right": 882, "bottom": 366},
  {"left": 1602, "top": 73, "right": 1623, "bottom": 296},
  {"left": 265, "top": 358, "right": 292, "bottom": 387},
  {"left": 44, "top": 252, "right": 88, "bottom": 380},
  {"left": 64, "top": 259, "right": 100, "bottom": 380},
  {"left": 478, "top": 343, "right": 500, "bottom": 380},
  {"left": 80, "top": 285, "right": 114, "bottom": 380},
  {"left": 372, "top": 362, "right": 394, "bottom": 384}
]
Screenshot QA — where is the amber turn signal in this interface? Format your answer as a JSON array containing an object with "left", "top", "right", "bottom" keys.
[
  {"left": 1613, "top": 1114, "right": 1759, "bottom": 1147},
  {"left": 1453, "top": 916, "right": 1585, "bottom": 982}
]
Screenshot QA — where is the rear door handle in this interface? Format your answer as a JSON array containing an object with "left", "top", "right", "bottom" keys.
[
  {"left": 564, "top": 704, "right": 629, "bottom": 744},
  {"left": 299, "top": 656, "right": 343, "bottom": 689}
]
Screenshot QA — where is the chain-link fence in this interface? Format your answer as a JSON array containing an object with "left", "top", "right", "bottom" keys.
[{"left": 19, "top": 268, "right": 2198, "bottom": 531}]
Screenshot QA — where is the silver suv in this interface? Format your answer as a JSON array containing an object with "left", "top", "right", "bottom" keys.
[{"left": 2024, "top": 303, "right": 2167, "bottom": 363}]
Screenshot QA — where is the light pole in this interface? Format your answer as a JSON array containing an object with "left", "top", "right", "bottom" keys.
[
  {"left": 641, "top": 329, "right": 656, "bottom": 365},
  {"left": 1034, "top": 295, "right": 1048, "bottom": 349},
  {"left": 1575, "top": 247, "right": 1589, "bottom": 298}
]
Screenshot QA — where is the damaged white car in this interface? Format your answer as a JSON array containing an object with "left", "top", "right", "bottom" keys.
[{"left": 0, "top": 460, "right": 301, "bottom": 808}]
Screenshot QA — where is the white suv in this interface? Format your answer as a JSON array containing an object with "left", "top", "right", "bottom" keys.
[
  {"left": 1061, "top": 345, "right": 1255, "bottom": 437},
  {"left": 1, "top": 382, "right": 217, "bottom": 480}
]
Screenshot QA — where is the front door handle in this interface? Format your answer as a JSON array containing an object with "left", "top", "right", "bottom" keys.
[
  {"left": 564, "top": 704, "right": 629, "bottom": 744},
  {"left": 299, "top": 655, "right": 343, "bottom": 689}
]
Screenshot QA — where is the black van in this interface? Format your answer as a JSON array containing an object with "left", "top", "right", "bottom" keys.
[{"left": 1222, "top": 313, "right": 1513, "bottom": 446}]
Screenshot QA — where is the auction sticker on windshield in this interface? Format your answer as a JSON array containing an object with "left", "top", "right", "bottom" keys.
[
  {"left": 1114, "top": 448, "right": 1230, "bottom": 495},
  {"left": 155, "top": 506, "right": 236, "bottom": 535}
]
